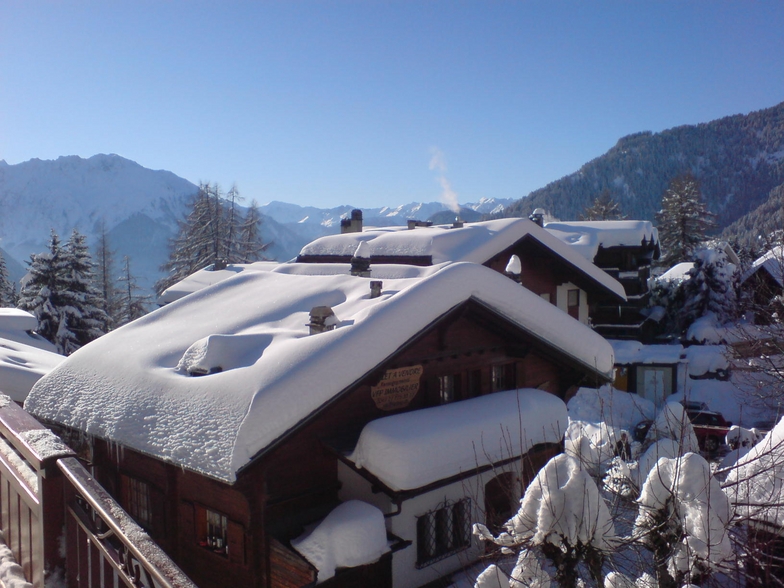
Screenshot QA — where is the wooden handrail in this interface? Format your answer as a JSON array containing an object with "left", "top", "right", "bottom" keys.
[
  {"left": 57, "top": 457, "right": 198, "bottom": 588},
  {"left": 0, "top": 399, "right": 75, "bottom": 471}
]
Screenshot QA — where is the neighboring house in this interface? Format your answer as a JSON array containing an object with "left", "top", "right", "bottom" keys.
[
  {"left": 297, "top": 216, "right": 626, "bottom": 326},
  {"left": 610, "top": 340, "right": 687, "bottom": 406},
  {"left": 740, "top": 246, "right": 784, "bottom": 323},
  {"left": 0, "top": 308, "right": 64, "bottom": 403},
  {"left": 25, "top": 262, "right": 614, "bottom": 588},
  {"left": 545, "top": 220, "right": 660, "bottom": 339}
]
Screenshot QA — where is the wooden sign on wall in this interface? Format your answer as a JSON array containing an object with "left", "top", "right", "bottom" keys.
[{"left": 371, "top": 365, "right": 424, "bottom": 411}]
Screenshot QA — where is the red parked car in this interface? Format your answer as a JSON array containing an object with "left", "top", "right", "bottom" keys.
[
  {"left": 685, "top": 409, "right": 733, "bottom": 453},
  {"left": 633, "top": 406, "right": 733, "bottom": 453}
]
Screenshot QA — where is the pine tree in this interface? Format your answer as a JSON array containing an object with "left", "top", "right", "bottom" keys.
[
  {"left": 93, "top": 220, "right": 119, "bottom": 332},
  {"left": 680, "top": 246, "right": 739, "bottom": 329},
  {"left": 58, "top": 229, "right": 107, "bottom": 354},
  {"left": 116, "top": 256, "right": 150, "bottom": 326},
  {"left": 656, "top": 174, "right": 716, "bottom": 267},
  {"left": 580, "top": 190, "right": 624, "bottom": 221},
  {"left": 0, "top": 250, "right": 16, "bottom": 307},
  {"left": 18, "top": 231, "right": 67, "bottom": 348}
]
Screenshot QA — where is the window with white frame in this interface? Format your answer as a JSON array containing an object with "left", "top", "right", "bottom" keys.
[{"left": 416, "top": 499, "right": 471, "bottom": 567}]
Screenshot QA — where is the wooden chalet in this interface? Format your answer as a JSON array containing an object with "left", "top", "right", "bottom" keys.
[
  {"left": 25, "top": 262, "right": 614, "bottom": 588},
  {"left": 545, "top": 220, "right": 661, "bottom": 340},
  {"left": 296, "top": 215, "right": 625, "bottom": 327},
  {"left": 741, "top": 246, "right": 784, "bottom": 324}
]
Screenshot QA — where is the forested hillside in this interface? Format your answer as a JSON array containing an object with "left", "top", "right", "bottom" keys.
[
  {"left": 721, "top": 182, "right": 784, "bottom": 249},
  {"left": 503, "top": 102, "right": 784, "bottom": 228}
]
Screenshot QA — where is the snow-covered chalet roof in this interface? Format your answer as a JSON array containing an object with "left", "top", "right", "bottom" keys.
[
  {"left": 25, "top": 262, "right": 614, "bottom": 483},
  {"left": 348, "top": 388, "right": 567, "bottom": 491},
  {"left": 659, "top": 262, "right": 694, "bottom": 282},
  {"left": 742, "top": 246, "right": 784, "bottom": 287},
  {"left": 298, "top": 218, "right": 626, "bottom": 300},
  {"left": 157, "top": 261, "right": 280, "bottom": 305},
  {"left": 0, "top": 309, "right": 64, "bottom": 402},
  {"left": 610, "top": 340, "right": 685, "bottom": 365},
  {"left": 544, "top": 220, "right": 659, "bottom": 262}
]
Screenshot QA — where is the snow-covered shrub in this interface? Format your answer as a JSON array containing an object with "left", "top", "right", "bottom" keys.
[
  {"left": 474, "top": 453, "right": 616, "bottom": 588},
  {"left": 567, "top": 385, "right": 656, "bottom": 432},
  {"left": 564, "top": 420, "right": 622, "bottom": 476},
  {"left": 634, "top": 453, "right": 733, "bottom": 587},
  {"left": 644, "top": 402, "right": 700, "bottom": 454}
]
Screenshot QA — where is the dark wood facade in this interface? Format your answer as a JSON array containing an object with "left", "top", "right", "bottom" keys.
[
  {"left": 57, "top": 299, "right": 604, "bottom": 588},
  {"left": 588, "top": 241, "right": 661, "bottom": 340}
]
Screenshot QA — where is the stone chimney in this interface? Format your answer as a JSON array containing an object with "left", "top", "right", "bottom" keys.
[
  {"left": 369, "top": 280, "right": 383, "bottom": 299},
  {"left": 341, "top": 209, "right": 364, "bottom": 234},
  {"left": 350, "top": 242, "right": 371, "bottom": 277},
  {"left": 407, "top": 219, "right": 433, "bottom": 230},
  {"left": 308, "top": 306, "right": 337, "bottom": 335},
  {"left": 452, "top": 218, "right": 464, "bottom": 228}
]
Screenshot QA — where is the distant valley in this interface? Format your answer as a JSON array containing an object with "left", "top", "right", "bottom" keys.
[{"left": 0, "top": 154, "right": 511, "bottom": 293}]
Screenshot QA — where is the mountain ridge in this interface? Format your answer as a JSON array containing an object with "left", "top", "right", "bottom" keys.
[{"left": 503, "top": 101, "right": 784, "bottom": 229}]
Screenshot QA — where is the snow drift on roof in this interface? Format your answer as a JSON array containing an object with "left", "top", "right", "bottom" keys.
[
  {"left": 348, "top": 389, "right": 567, "bottom": 491},
  {"left": 25, "top": 262, "right": 612, "bottom": 483},
  {"left": 544, "top": 220, "right": 659, "bottom": 262},
  {"left": 0, "top": 310, "right": 64, "bottom": 402},
  {"left": 291, "top": 500, "right": 389, "bottom": 583},
  {"left": 157, "top": 261, "right": 280, "bottom": 305},
  {"left": 610, "top": 340, "right": 684, "bottom": 365},
  {"left": 299, "top": 218, "right": 625, "bottom": 300}
]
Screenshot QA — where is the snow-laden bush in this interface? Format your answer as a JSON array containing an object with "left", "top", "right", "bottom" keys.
[
  {"left": 473, "top": 551, "right": 551, "bottom": 588},
  {"left": 634, "top": 453, "right": 733, "bottom": 587},
  {"left": 474, "top": 453, "right": 616, "bottom": 588},
  {"left": 564, "top": 420, "right": 624, "bottom": 476},
  {"left": 567, "top": 385, "right": 656, "bottom": 431},
  {"left": 605, "top": 438, "right": 682, "bottom": 498},
  {"left": 644, "top": 402, "right": 700, "bottom": 454}
]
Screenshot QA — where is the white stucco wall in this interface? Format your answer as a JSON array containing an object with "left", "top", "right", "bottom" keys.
[
  {"left": 556, "top": 282, "right": 589, "bottom": 324},
  {"left": 338, "top": 459, "right": 527, "bottom": 588}
]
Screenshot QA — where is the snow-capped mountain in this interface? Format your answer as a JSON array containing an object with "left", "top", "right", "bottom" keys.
[{"left": 0, "top": 155, "right": 512, "bottom": 291}]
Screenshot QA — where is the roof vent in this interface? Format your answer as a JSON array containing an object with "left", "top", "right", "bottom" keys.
[
  {"left": 212, "top": 259, "right": 228, "bottom": 271},
  {"left": 505, "top": 255, "right": 522, "bottom": 282},
  {"left": 341, "top": 209, "right": 364, "bottom": 234},
  {"left": 369, "top": 280, "right": 383, "bottom": 299},
  {"left": 528, "top": 208, "right": 546, "bottom": 227},
  {"left": 350, "top": 242, "right": 371, "bottom": 277},
  {"left": 308, "top": 306, "right": 338, "bottom": 335},
  {"left": 452, "top": 218, "right": 464, "bottom": 228}
]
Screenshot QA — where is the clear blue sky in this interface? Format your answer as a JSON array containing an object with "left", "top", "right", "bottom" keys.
[{"left": 2, "top": 1, "right": 783, "bottom": 209}]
